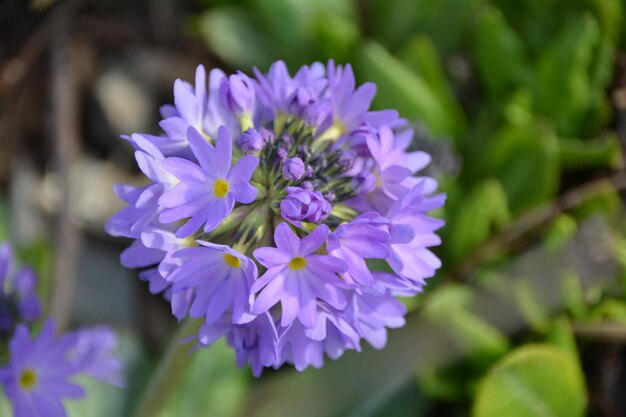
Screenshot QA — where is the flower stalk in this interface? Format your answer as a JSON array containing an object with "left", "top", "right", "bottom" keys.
[{"left": 133, "top": 319, "right": 203, "bottom": 417}]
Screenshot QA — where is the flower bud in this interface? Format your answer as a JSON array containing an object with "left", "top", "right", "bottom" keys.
[
  {"left": 301, "top": 181, "right": 315, "bottom": 191},
  {"left": 282, "top": 157, "right": 305, "bottom": 181},
  {"left": 277, "top": 146, "right": 289, "bottom": 162},
  {"left": 258, "top": 127, "right": 275, "bottom": 143},
  {"left": 280, "top": 134, "right": 293, "bottom": 146},
  {"left": 338, "top": 149, "right": 356, "bottom": 170},
  {"left": 280, "top": 187, "right": 332, "bottom": 226},
  {"left": 238, "top": 129, "right": 265, "bottom": 152},
  {"left": 219, "top": 72, "right": 255, "bottom": 116}
]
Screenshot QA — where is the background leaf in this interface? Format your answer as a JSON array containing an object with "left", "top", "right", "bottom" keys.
[{"left": 472, "top": 344, "right": 586, "bottom": 417}]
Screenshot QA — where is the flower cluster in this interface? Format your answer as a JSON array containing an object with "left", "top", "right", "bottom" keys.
[
  {"left": 0, "top": 243, "right": 122, "bottom": 417},
  {"left": 107, "top": 60, "right": 445, "bottom": 375}
]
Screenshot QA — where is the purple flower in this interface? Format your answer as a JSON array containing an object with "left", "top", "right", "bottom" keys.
[
  {"left": 303, "top": 100, "right": 332, "bottom": 127},
  {"left": 0, "top": 320, "right": 84, "bottom": 417},
  {"left": 159, "top": 65, "right": 238, "bottom": 150},
  {"left": 323, "top": 61, "right": 402, "bottom": 140},
  {"left": 280, "top": 187, "right": 332, "bottom": 226},
  {"left": 67, "top": 327, "right": 124, "bottom": 387},
  {"left": 348, "top": 126, "right": 428, "bottom": 214},
  {"left": 226, "top": 313, "right": 279, "bottom": 376},
  {"left": 0, "top": 244, "right": 41, "bottom": 338},
  {"left": 276, "top": 320, "right": 324, "bottom": 371},
  {"left": 303, "top": 302, "right": 361, "bottom": 359},
  {"left": 385, "top": 182, "right": 445, "bottom": 289},
  {"left": 282, "top": 157, "right": 305, "bottom": 181},
  {"left": 0, "top": 242, "right": 11, "bottom": 285},
  {"left": 254, "top": 61, "right": 326, "bottom": 116},
  {"left": 159, "top": 126, "right": 259, "bottom": 237},
  {"left": 167, "top": 242, "right": 257, "bottom": 325},
  {"left": 251, "top": 223, "right": 348, "bottom": 328},
  {"left": 327, "top": 212, "right": 390, "bottom": 289},
  {"left": 354, "top": 292, "right": 406, "bottom": 349},
  {"left": 105, "top": 133, "right": 177, "bottom": 239},
  {"left": 12, "top": 268, "right": 40, "bottom": 322}
]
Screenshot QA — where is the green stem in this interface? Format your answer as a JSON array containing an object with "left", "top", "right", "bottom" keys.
[{"left": 133, "top": 319, "right": 203, "bottom": 417}]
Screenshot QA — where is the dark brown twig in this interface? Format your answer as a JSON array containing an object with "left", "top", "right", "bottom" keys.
[
  {"left": 49, "top": 5, "right": 82, "bottom": 330},
  {"left": 573, "top": 322, "right": 626, "bottom": 343}
]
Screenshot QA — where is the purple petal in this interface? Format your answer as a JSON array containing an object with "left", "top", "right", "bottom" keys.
[{"left": 298, "top": 225, "right": 329, "bottom": 255}]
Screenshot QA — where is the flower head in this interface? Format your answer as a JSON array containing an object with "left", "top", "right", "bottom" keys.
[{"left": 108, "top": 60, "right": 445, "bottom": 375}]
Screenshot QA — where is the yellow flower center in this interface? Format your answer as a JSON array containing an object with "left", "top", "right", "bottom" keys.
[
  {"left": 223, "top": 253, "right": 241, "bottom": 268},
  {"left": 213, "top": 178, "right": 229, "bottom": 197},
  {"left": 289, "top": 257, "right": 307, "bottom": 270},
  {"left": 19, "top": 368, "right": 37, "bottom": 390}
]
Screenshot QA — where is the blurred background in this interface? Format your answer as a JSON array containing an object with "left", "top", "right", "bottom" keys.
[{"left": 2, "top": 0, "right": 626, "bottom": 416}]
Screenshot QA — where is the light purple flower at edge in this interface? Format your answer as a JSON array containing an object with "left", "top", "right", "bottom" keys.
[{"left": 0, "top": 320, "right": 84, "bottom": 417}]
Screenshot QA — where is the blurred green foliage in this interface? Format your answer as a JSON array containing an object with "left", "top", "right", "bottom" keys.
[{"left": 189, "top": 0, "right": 626, "bottom": 415}]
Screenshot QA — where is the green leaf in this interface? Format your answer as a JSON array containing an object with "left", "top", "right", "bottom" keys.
[
  {"left": 447, "top": 179, "right": 510, "bottom": 263},
  {"left": 398, "top": 35, "right": 466, "bottom": 130},
  {"left": 472, "top": 344, "right": 587, "bottom": 417},
  {"left": 311, "top": 11, "right": 360, "bottom": 61},
  {"left": 356, "top": 41, "right": 463, "bottom": 137},
  {"left": 198, "top": 7, "right": 277, "bottom": 70},
  {"left": 0, "top": 199, "right": 7, "bottom": 242},
  {"left": 559, "top": 133, "right": 622, "bottom": 170},
  {"left": 250, "top": 0, "right": 357, "bottom": 47},
  {"left": 572, "top": 182, "right": 622, "bottom": 220},
  {"left": 479, "top": 123, "right": 559, "bottom": 213},
  {"left": 514, "top": 280, "right": 550, "bottom": 333},
  {"left": 473, "top": 5, "right": 529, "bottom": 98},
  {"left": 364, "top": 0, "right": 420, "bottom": 50},
  {"left": 546, "top": 316, "right": 578, "bottom": 356},
  {"left": 366, "top": 0, "right": 474, "bottom": 52},
  {"left": 423, "top": 285, "right": 510, "bottom": 360},
  {"left": 503, "top": 88, "right": 534, "bottom": 126},
  {"left": 533, "top": 14, "right": 601, "bottom": 136},
  {"left": 543, "top": 214, "right": 578, "bottom": 252},
  {"left": 588, "top": 299, "right": 626, "bottom": 322},
  {"left": 562, "top": 273, "right": 587, "bottom": 319},
  {"left": 418, "top": 285, "right": 510, "bottom": 401},
  {"left": 66, "top": 377, "right": 126, "bottom": 417},
  {"left": 589, "top": 0, "right": 623, "bottom": 42}
]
